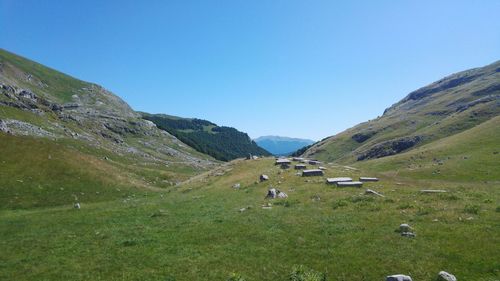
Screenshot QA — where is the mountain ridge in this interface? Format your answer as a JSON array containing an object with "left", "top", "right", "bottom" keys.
[
  {"left": 254, "top": 135, "right": 315, "bottom": 156},
  {"left": 302, "top": 60, "right": 500, "bottom": 163}
]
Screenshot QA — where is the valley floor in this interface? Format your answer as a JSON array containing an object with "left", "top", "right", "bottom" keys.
[{"left": 1, "top": 158, "right": 499, "bottom": 280}]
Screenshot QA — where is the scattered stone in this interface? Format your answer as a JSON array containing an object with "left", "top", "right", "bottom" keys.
[
  {"left": 401, "top": 232, "right": 416, "bottom": 238},
  {"left": 318, "top": 166, "right": 327, "bottom": 170},
  {"left": 239, "top": 206, "right": 251, "bottom": 212},
  {"left": 386, "top": 274, "right": 412, "bottom": 281},
  {"left": 74, "top": 202, "right": 81, "bottom": 209},
  {"left": 326, "top": 177, "right": 352, "bottom": 185},
  {"left": 337, "top": 181, "right": 363, "bottom": 187},
  {"left": 365, "top": 189, "right": 385, "bottom": 197},
  {"left": 260, "top": 174, "right": 269, "bottom": 182},
  {"left": 262, "top": 202, "right": 272, "bottom": 209},
  {"left": 232, "top": 183, "right": 241, "bottom": 189},
  {"left": 437, "top": 271, "right": 457, "bottom": 281},
  {"left": 277, "top": 191, "right": 288, "bottom": 198},
  {"left": 399, "top": 223, "right": 412, "bottom": 232},
  {"left": 302, "top": 169, "right": 324, "bottom": 177},
  {"left": 311, "top": 194, "right": 321, "bottom": 202},
  {"left": 266, "top": 188, "right": 278, "bottom": 199},
  {"left": 420, "top": 189, "right": 447, "bottom": 193},
  {"left": 359, "top": 177, "right": 379, "bottom": 182}
]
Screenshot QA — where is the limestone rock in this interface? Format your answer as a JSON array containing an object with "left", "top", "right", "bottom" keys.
[
  {"left": 386, "top": 274, "right": 412, "bottom": 281},
  {"left": 437, "top": 271, "right": 457, "bottom": 281}
]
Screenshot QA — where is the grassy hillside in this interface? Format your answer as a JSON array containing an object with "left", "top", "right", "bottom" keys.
[
  {"left": 0, "top": 49, "right": 217, "bottom": 208},
  {"left": 142, "top": 112, "right": 271, "bottom": 161},
  {"left": 1, "top": 157, "right": 498, "bottom": 280},
  {"left": 303, "top": 60, "right": 500, "bottom": 164},
  {"left": 356, "top": 115, "right": 500, "bottom": 182}
]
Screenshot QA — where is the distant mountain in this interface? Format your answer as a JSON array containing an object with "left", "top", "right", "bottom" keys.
[
  {"left": 141, "top": 113, "right": 271, "bottom": 161},
  {"left": 254, "top": 136, "right": 315, "bottom": 156},
  {"left": 302, "top": 60, "right": 500, "bottom": 164}
]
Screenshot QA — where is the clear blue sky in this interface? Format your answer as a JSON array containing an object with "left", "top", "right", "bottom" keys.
[{"left": 1, "top": 0, "right": 499, "bottom": 140}]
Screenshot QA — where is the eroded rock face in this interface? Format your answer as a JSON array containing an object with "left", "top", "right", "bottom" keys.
[
  {"left": 357, "top": 136, "right": 422, "bottom": 161},
  {"left": 0, "top": 80, "right": 216, "bottom": 170},
  {"left": 351, "top": 130, "right": 377, "bottom": 143}
]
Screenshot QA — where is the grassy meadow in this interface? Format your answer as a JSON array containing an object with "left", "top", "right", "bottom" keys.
[{"left": 1, "top": 156, "right": 499, "bottom": 280}]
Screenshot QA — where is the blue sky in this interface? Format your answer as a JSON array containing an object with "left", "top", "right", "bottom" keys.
[{"left": 1, "top": 0, "right": 499, "bottom": 140}]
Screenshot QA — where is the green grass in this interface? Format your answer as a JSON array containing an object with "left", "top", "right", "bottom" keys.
[
  {"left": 356, "top": 116, "right": 500, "bottom": 182},
  {"left": 0, "top": 48, "right": 89, "bottom": 102},
  {"left": 0, "top": 158, "right": 498, "bottom": 280}
]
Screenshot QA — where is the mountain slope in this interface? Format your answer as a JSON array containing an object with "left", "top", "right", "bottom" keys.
[
  {"left": 141, "top": 113, "right": 271, "bottom": 161},
  {"left": 0, "top": 49, "right": 217, "bottom": 208},
  {"left": 254, "top": 135, "right": 314, "bottom": 156},
  {"left": 356, "top": 115, "right": 500, "bottom": 181},
  {"left": 303, "top": 60, "right": 500, "bottom": 163}
]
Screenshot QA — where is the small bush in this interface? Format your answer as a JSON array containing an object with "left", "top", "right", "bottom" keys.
[
  {"left": 332, "top": 199, "right": 348, "bottom": 209},
  {"left": 289, "top": 265, "right": 326, "bottom": 281},
  {"left": 464, "top": 204, "right": 480, "bottom": 215},
  {"left": 496, "top": 206, "right": 500, "bottom": 213}
]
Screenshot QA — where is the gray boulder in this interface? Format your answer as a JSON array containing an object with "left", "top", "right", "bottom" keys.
[
  {"left": 266, "top": 188, "right": 277, "bottom": 199},
  {"left": 386, "top": 274, "right": 412, "bottom": 281},
  {"left": 277, "top": 191, "right": 288, "bottom": 198},
  {"left": 437, "top": 271, "right": 457, "bottom": 281},
  {"left": 399, "top": 223, "right": 411, "bottom": 232},
  {"left": 260, "top": 174, "right": 269, "bottom": 182}
]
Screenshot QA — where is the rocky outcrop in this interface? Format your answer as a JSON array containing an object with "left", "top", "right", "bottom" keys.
[
  {"left": 351, "top": 130, "right": 377, "bottom": 143},
  {"left": 357, "top": 136, "right": 422, "bottom": 161}
]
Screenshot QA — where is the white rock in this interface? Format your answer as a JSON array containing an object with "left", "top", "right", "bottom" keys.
[
  {"left": 266, "top": 188, "right": 277, "bottom": 199},
  {"left": 365, "top": 189, "right": 385, "bottom": 197},
  {"left": 386, "top": 274, "right": 412, "bottom": 281},
  {"left": 399, "top": 223, "right": 411, "bottom": 232},
  {"left": 277, "top": 192, "right": 288, "bottom": 198},
  {"left": 437, "top": 271, "right": 457, "bottom": 281},
  {"left": 74, "top": 203, "right": 81, "bottom": 209}
]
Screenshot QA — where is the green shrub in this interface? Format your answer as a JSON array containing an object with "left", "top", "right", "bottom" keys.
[
  {"left": 289, "top": 265, "right": 326, "bottom": 281},
  {"left": 464, "top": 204, "right": 480, "bottom": 214},
  {"left": 332, "top": 199, "right": 348, "bottom": 209}
]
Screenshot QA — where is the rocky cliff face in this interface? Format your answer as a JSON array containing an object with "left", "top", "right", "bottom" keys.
[{"left": 0, "top": 49, "right": 216, "bottom": 175}]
